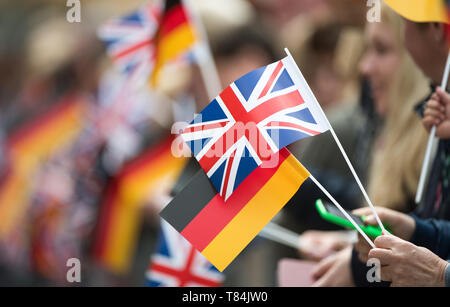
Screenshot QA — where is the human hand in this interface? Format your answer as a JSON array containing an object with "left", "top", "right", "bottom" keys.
[
  {"left": 368, "top": 235, "right": 448, "bottom": 287},
  {"left": 423, "top": 87, "right": 450, "bottom": 139},
  {"left": 298, "top": 230, "right": 353, "bottom": 261},
  {"left": 352, "top": 207, "right": 415, "bottom": 263},
  {"left": 311, "top": 247, "right": 354, "bottom": 287}
]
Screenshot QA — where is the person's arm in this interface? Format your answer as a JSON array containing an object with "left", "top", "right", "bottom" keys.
[{"left": 409, "top": 214, "right": 450, "bottom": 260}]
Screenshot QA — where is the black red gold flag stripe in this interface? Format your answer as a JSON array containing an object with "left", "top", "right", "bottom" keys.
[
  {"left": 160, "top": 148, "right": 310, "bottom": 271},
  {"left": 150, "top": 0, "right": 197, "bottom": 85},
  {"left": 92, "top": 136, "right": 187, "bottom": 273}
]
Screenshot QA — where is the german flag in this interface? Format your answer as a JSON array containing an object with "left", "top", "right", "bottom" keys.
[
  {"left": 0, "top": 96, "right": 86, "bottom": 238},
  {"left": 150, "top": 0, "right": 197, "bottom": 85},
  {"left": 160, "top": 148, "right": 310, "bottom": 272},
  {"left": 93, "top": 136, "right": 187, "bottom": 274}
]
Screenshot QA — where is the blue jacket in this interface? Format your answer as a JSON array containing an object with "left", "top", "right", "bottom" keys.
[{"left": 409, "top": 215, "right": 450, "bottom": 260}]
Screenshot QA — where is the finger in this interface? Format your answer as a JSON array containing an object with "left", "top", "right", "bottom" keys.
[
  {"left": 423, "top": 108, "right": 445, "bottom": 121},
  {"left": 311, "top": 267, "right": 336, "bottom": 287},
  {"left": 423, "top": 116, "right": 437, "bottom": 131},
  {"left": 431, "top": 93, "right": 439, "bottom": 101},
  {"left": 352, "top": 208, "right": 381, "bottom": 226},
  {"left": 373, "top": 233, "right": 400, "bottom": 248},
  {"left": 368, "top": 248, "right": 394, "bottom": 265},
  {"left": 352, "top": 207, "right": 374, "bottom": 216},
  {"left": 380, "top": 266, "right": 393, "bottom": 282},
  {"left": 423, "top": 113, "right": 443, "bottom": 126},
  {"left": 426, "top": 99, "right": 445, "bottom": 112},
  {"left": 436, "top": 87, "right": 450, "bottom": 105},
  {"left": 311, "top": 255, "right": 335, "bottom": 279},
  {"left": 424, "top": 107, "right": 445, "bottom": 120}
]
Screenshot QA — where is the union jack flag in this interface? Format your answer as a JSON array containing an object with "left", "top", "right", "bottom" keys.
[
  {"left": 147, "top": 220, "right": 224, "bottom": 287},
  {"left": 98, "top": 3, "right": 161, "bottom": 86},
  {"left": 181, "top": 56, "right": 329, "bottom": 199}
]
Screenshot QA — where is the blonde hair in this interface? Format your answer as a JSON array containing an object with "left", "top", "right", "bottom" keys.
[{"left": 366, "top": 4, "right": 429, "bottom": 212}]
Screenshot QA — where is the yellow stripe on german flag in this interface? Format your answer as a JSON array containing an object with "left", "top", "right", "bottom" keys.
[
  {"left": 93, "top": 136, "right": 187, "bottom": 274},
  {"left": 150, "top": 0, "right": 197, "bottom": 86},
  {"left": 160, "top": 148, "right": 309, "bottom": 272}
]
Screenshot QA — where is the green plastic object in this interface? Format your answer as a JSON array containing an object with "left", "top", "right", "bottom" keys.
[{"left": 315, "top": 199, "right": 386, "bottom": 238}]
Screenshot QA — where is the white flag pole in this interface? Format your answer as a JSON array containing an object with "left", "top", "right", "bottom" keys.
[
  {"left": 309, "top": 174, "right": 376, "bottom": 248},
  {"left": 259, "top": 222, "right": 303, "bottom": 249},
  {"left": 415, "top": 51, "right": 450, "bottom": 204},
  {"left": 182, "top": 0, "right": 222, "bottom": 100},
  {"left": 284, "top": 47, "right": 387, "bottom": 235}
]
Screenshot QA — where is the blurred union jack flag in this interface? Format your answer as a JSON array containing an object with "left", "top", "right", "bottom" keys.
[
  {"left": 98, "top": 3, "right": 161, "bottom": 84},
  {"left": 147, "top": 220, "right": 224, "bottom": 287},
  {"left": 181, "top": 56, "right": 329, "bottom": 199}
]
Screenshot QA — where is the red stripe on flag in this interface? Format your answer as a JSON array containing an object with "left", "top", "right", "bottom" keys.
[
  {"left": 112, "top": 39, "right": 153, "bottom": 61},
  {"left": 150, "top": 248, "right": 221, "bottom": 287},
  {"left": 265, "top": 122, "right": 320, "bottom": 136},
  {"left": 92, "top": 180, "right": 119, "bottom": 259},
  {"left": 220, "top": 148, "right": 236, "bottom": 196},
  {"left": 159, "top": 5, "right": 190, "bottom": 39},
  {"left": 120, "top": 136, "right": 174, "bottom": 178},
  {"left": 180, "top": 149, "right": 290, "bottom": 251},
  {"left": 258, "top": 61, "right": 283, "bottom": 99},
  {"left": 7, "top": 97, "right": 79, "bottom": 148}
]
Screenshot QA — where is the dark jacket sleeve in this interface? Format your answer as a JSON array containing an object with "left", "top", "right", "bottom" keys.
[{"left": 409, "top": 214, "right": 450, "bottom": 260}]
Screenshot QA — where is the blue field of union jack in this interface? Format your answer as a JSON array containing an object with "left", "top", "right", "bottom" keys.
[
  {"left": 181, "top": 57, "right": 329, "bottom": 200},
  {"left": 147, "top": 220, "right": 223, "bottom": 287}
]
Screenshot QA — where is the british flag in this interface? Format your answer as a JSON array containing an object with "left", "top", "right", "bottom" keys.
[
  {"left": 98, "top": 3, "right": 161, "bottom": 86},
  {"left": 181, "top": 56, "right": 329, "bottom": 200},
  {"left": 147, "top": 220, "right": 224, "bottom": 287}
]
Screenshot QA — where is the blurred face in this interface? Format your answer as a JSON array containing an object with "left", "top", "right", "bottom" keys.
[
  {"left": 359, "top": 22, "right": 401, "bottom": 117},
  {"left": 216, "top": 46, "right": 271, "bottom": 88},
  {"left": 403, "top": 20, "right": 447, "bottom": 85}
]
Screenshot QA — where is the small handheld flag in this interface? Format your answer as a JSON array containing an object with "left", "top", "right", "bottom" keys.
[
  {"left": 181, "top": 56, "right": 329, "bottom": 199},
  {"left": 150, "top": 0, "right": 198, "bottom": 85},
  {"left": 160, "top": 147, "right": 375, "bottom": 271},
  {"left": 161, "top": 148, "right": 310, "bottom": 271},
  {"left": 98, "top": 3, "right": 160, "bottom": 84},
  {"left": 92, "top": 136, "right": 187, "bottom": 274}
]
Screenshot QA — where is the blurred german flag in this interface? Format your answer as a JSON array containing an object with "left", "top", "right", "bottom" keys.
[
  {"left": 149, "top": 0, "right": 198, "bottom": 85},
  {"left": 0, "top": 96, "right": 87, "bottom": 239},
  {"left": 92, "top": 136, "right": 187, "bottom": 274}
]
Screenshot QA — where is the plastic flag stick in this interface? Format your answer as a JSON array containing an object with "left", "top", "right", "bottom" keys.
[
  {"left": 259, "top": 222, "right": 302, "bottom": 249},
  {"left": 285, "top": 47, "right": 387, "bottom": 235},
  {"left": 310, "top": 174, "right": 375, "bottom": 248}
]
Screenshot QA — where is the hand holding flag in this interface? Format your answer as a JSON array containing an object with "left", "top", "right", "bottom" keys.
[{"left": 383, "top": 0, "right": 450, "bottom": 204}]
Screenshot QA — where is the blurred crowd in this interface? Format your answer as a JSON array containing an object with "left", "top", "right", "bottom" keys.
[{"left": 0, "top": 0, "right": 444, "bottom": 286}]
